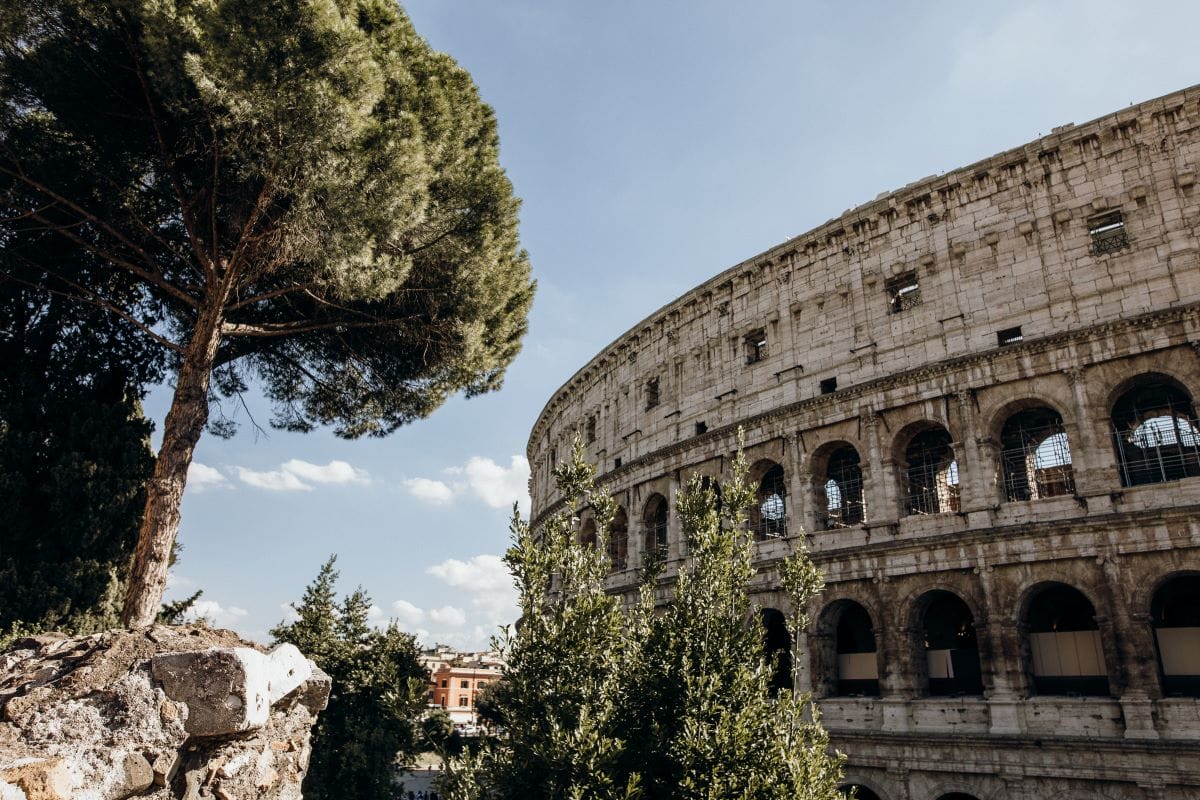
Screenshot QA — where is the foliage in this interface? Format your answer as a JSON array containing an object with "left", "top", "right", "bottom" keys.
[
  {"left": 443, "top": 439, "right": 845, "bottom": 800},
  {"left": 0, "top": 0, "right": 535, "bottom": 624},
  {"left": 0, "top": 269, "right": 159, "bottom": 632},
  {"left": 272, "top": 557, "right": 429, "bottom": 800}
]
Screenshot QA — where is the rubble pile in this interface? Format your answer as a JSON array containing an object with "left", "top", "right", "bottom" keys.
[{"left": 0, "top": 626, "right": 329, "bottom": 800}]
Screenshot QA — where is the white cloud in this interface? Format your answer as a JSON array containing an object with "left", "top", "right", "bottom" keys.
[
  {"left": 278, "top": 602, "right": 300, "bottom": 624},
  {"left": 405, "top": 454, "right": 531, "bottom": 514},
  {"left": 186, "top": 599, "right": 249, "bottom": 628},
  {"left": 403, "top": 477, "right": 454, "bottom": 504},
  {"left": 235, "top": 459, "right": 369, "bottom": 492},
  {"left": 429, "top": 605, "right": 467, "bottom": 627},
  {"left": 462, "top": 456, "right": 531, "bottom": 514},
  {"left": 282, "top": 459, "right": 369, "bottom": 486},
  {"left": 188, "top": 462, "right": 231, "bottom": 492},
  {"left": 391, "top": 600, "right": 426, "bottom": 627},
  {"left": 427, "top": 554, "right": 519, "bottom": 645}
]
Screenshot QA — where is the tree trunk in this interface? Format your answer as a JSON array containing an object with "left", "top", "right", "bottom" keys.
[{"left": 122, "top": 299, "right": 225, "bottom": 627}]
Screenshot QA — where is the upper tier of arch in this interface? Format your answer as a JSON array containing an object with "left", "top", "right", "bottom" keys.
[{"left": 528, "top": 84, "right": 1200, "bottom": 517}]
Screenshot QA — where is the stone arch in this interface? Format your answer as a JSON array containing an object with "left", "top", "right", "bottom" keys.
[
  {"left": 1109, "top": 373, "right": 1200, "bottom": 486},
  {"left": 893, "top": 422, "right": 960, "bottom": 516},
  {"left": 760, "top": 607, "right": 793, "bottom": 695},
  {"left": 816, "top": 598, "right": 880, "bottom": 697},
  {"left": 1021, "top": 581, "right": 1110, "bottom": 696},
  {"left": 838, "top": 785, "right": 885, "bottom": 800},
  {"left": 810, "top": 440, "right": 866, "bottom": 529},
  {"left": 1149, "top": 571, "right": 1200, "bottom": 697},
  {"left": 910, "top": 589, "right": 983, "bottom": 696},
  {"left": 579, "top": 516, "right": 597, "bottom": 549},
  {"left": 642, "top": 493, "right": 668, "bottom": 564},
  {"left": 995, "top": 403, "right": 1076, "bottom": 501},
  {"left": 747, "top": 458, "right": 787, "bottom": 539},
  {"left": 608, "top": 505, "right": 628, "bottom": 571}
]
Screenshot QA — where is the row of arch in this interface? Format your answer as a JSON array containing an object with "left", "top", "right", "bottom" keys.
[
  {"left": 842, "top": 789, "right": 979, "bottom": 800},
  {"left": 583, "top": 375, "right": 1200, "bottom": 568},
  {"left": 813, "top": 574, "right": 1200, "bottom": 700}
]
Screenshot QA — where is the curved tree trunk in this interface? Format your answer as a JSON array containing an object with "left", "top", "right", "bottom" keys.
[{"left": 122, "top": 300, "right": 225, "bottom": 627}]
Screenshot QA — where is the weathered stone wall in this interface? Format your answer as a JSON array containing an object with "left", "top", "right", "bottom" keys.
[
  {"left": 0, "top": 627, "right": 329, "bottom": 800},
  {"left": 528, "top": 85, "right": 1200, "bottom": 800}
]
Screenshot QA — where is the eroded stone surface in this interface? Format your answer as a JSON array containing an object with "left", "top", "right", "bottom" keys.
[{"left": 0, "top": 627, "right": 328, "bottom": 799}]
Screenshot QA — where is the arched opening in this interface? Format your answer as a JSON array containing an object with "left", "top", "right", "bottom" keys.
[
  {"left": 919, "top": 591, "right": 982, "bottom": 696},
  {"left": 1111, "top": 378, "right": 1200, "bottom": 486},
  {"left": 839, "top": 786, "right": 882, "bottom": 800},
  {"left": 761, "top": 607, "right": 793, "bottom": 695},
  {"left": 1152, "top": 574, "right": 1200, "bottom": 697},
  {"left": 822, "top": 445, "right": 865, "bottom": 528},
  {"left": 999, "top": 406, "right": 1074, "bottom": 501},
  {"left": 750, "top": 461, "right": 787, "bottom": 540},
  {"left": 579, "top": 518, "right": 597, "bottom": 550},
  {"left": 642, "top": 494, "right": 668, "bottom": 564},
  {"left": 835, "top": 602, "right": 879, "bottom": 696},
  {"left": 902, "top": 428, "right": 960, "bottom": 515},
  {"left": 935, "top": 795, "right": 981, "bottom": 800},
  {"left": 607, "top": 507, "right": 628, "bottom": 571},
  {"left": 1026, "top": 583, "right": 1109, "bottom": 696}
]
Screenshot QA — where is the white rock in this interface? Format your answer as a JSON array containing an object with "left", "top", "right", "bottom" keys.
[
  {"left": 265, "top": 644, "right": 312, "bottom": 704},
  {"left": 151, "top": 647, "right": 270, "bottom": 737}
]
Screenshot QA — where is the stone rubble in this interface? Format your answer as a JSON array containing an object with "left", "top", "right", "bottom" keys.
[{"left": 0, "top": 626, "right": 329, "bottom": 800}]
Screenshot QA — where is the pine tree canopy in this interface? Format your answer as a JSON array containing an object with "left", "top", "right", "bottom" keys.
[
  {"left": 0, "top": 0, "right": 534, "bottom": 436},
  {"left": 0, "top": 0, "right": 535, "bottom": 624}
]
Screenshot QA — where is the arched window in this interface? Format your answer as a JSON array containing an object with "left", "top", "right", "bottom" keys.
[
  {"left": 1000, "top": 407, "right": 1074, "bottom": 501},
  {"left": 835, "top": 602, "right": 879, "bottom": 696},
  {"left": 1112, "top": 379, "right": 1200, "bottom": 486},
  {"left": 1026, "top": 584, "right": 1109, "bottom": 696},
  {"left": 919, "top": 591, "right": 982, "bottom": 696},
  {"left": 608, "top": 507, "right": 628, "bottom": 571},
  {"left": 579, "top": 518, "right": 597, "bottom": 549},
  {"left": 902, "top": 429, "right": 960, "bottom": 515},
  {"left": 643, "top": 494, "right": 668, "bottom": 563},
  {"left": 761, "top": 607, "right": 793, "bottom": 695},
  {"left": 750, "top": 462, "right": 787, "bottom": 540},
  {"left": 823, "top": 446, "right": 865, "bottom": 528},
  {"left": 1152, "top": 574, "right": 1200, "bottom": 697},
  {"left": 839, "top": 786, "right": 882, "bottom": 800}
]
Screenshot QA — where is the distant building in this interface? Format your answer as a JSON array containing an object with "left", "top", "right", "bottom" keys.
[{"left": 421, "top": 645, "right": 503, "bottom": 727}]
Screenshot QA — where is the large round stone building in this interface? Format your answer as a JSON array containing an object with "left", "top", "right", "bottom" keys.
[{"left": 527, "top": 85, "right": 1200, "bottom": 799}]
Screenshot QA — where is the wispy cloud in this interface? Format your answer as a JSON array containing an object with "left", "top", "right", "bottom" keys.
[
  {"left": 188, "top": 462, "right": 232, "bottom": 492},
  {"left": 403, "top": 477, "right": 454, "bottom": 504},
  {"left": 187, "top": 599, "right": 249, "bottom": 628},
  {"left": 428, "top": 554, "right": 518, "bottom": 642},
  {"left": 392, "top": 600, "right": 426, "bottom": 627},
  {"left": 235, "top": 459, "right": 369, "bottom": 492},
  {"left": 429, "top": 605, "right": 467, "bottom": 627},
  {"left": 404, "top": 455, "right": 530, "bottom": 514}
]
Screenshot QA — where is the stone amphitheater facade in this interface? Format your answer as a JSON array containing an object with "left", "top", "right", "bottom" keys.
[{"left": 527, "top": 85, "right": 1200, "bottom": 800}]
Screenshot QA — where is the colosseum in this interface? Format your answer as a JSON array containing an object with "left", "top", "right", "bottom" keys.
[{"left": 527, "top": 85, "right": 1200, "bottom": 799}]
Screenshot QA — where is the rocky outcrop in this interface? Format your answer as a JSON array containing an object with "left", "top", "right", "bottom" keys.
[{"left": 0, "top": 626, "right": 329, "bottom": 800}]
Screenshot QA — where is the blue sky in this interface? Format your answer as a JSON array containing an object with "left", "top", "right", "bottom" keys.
[{"left": 149, "top": 0, "right": 1200, "bottom": 647}]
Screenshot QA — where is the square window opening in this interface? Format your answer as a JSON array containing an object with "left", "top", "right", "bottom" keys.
[
  {"left": 820, "top": 377, "right": 838, "bottom": 395},
  {"left": 1088, "top": 210, "right": 1129, "bottom": 254},
  {"left": 645, "top": 377, "right": 660, "bottom": 410},
  {"left": 886, "top": 272, "right": 922, "bottom": 313},
  {"left": 997, "top": 326, "right": 1023, "bottom": 346},
  {"left": 695, "top": 421, "right": 708, "bottom": 436},
  {"left": 744, "top": 329, "right": 768, "bottom": 364},
  {"left": 614, "top": 457, "right": 622, "bottom": 469},
  {"left": 585, "top": 415, "right": 597, "bottom": 443}
]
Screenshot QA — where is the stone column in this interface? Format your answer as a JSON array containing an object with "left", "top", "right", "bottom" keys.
[
  {"left": 977, "top": 565, "right": 1024, "bottom": 734},
  {"left": 877, "top": 580, "right": 912, "bottom": 733},
  {"left": 953, "top": 390, "right": 992, "bottom": 522},
  {"left": 1064, "top": 366, "right": 1117, "bottom": 503},
  {"left": 864, "top": 411, "right": 901, "bottom": 524},
  {"left": 667, "top": 472, "right": 684, "bottom": 561},
  {"left": 1099, "top": 555, "right": 1161, "bottom": 739}
]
